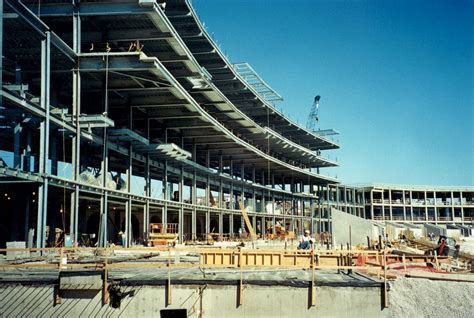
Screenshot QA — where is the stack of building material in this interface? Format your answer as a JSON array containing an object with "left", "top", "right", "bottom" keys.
[{"left": 6, "top": 241, "right": 29, "bottom": 261}]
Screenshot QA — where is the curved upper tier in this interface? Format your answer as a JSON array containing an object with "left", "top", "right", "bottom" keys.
[
  {"left": 164, "top": 0, "right": 340, "bottom": 152},
  {"left": 22, "top": 0, "right": 340, "bottom": 184}
]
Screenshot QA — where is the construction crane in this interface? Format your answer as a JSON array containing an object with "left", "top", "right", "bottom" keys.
[{"left": 306, "top": 95, "right": 321, "bottom": 132}]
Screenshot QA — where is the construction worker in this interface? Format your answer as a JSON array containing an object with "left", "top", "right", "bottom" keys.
[{"left": 297, "top": 230, "right": 314, "bottom": 250}]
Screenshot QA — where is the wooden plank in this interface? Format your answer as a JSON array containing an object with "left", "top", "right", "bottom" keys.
[
  {"left": 406, "top": 272, "right": 474, "bottom": 283},
  {"left": 238, "top": 199, "right": 257, "bottom": 240}
]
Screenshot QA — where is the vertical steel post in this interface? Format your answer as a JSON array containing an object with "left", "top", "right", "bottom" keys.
[
  {"left": 192, "top": 170, "right": 197, "bottom": 240},
  {"left": 70, "top": 8, "right": 81, "bottom": 244},
  {"left": 36, "top": 31, "right": 51, "bottom": 249},
  {"left": 163, "top": 159, "right": 168, "bottom": 230},
  {"left": 50, "top": 136, "right": 57, "bottom": 175},
  {"left": 13, "top": 122, "right": 22, "bottom": 169},
  {"left": 125, "top": 144, "right": 133, "bottom": 247},
  {"left": 0, "top": 0, "right": 3, "bottom": 93},
  {"left": 144, "top": 154, "right": 150, "bottom": 240},
  {"left": 23, "top": 130, "right": 32, "bottom": 171},
  {"left": 179, "top": 165, "right": 184, "bottom": 243}
]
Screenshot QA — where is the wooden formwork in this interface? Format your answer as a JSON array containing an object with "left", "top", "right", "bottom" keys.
[{"left": 0, "top": 246, "right": 457, "bottom": 310}]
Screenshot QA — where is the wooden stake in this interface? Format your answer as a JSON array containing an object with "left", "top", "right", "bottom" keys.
[
  {"left": 167, "top": 247, "right": 172, "bottom": 306},
  {"left": 102, "top": 250, "right": 109, "bottom": 305},
  {"left": 383, "top": 249, "right": 388, "bottom": 308},
  {"left": 238, "top": 249, "right": 243, "bottom": 306}
]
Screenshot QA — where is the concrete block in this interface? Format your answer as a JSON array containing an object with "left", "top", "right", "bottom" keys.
[{"left": 6, "top": 241, "right": 29, "bottom": 260}]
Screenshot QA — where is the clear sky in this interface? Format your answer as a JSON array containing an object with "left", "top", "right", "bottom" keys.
[{"left": 193, "top": 0, "right": 474, "bottom": 186}]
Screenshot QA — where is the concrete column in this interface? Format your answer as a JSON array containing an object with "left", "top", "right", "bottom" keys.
[
  {"left": 388, "top": 189, "right": 393, "bottom": 221},
  {"left": 269, "top": 215, "right": 275, "bottom": 235},
  {"left": 433, "top": 191, "right": 438, "bottom": 225},
  {"left": 191, "top": 208, "right": 196, "bottom": 241},
  {"left": 424, "top": 191, "right": 428, "bottom": 222},
  {"left": 451, "top": 191, "right": 455, "bottom": 223},
  {"left": 229, "top": 214, "right": 234, "bottom": 236},
  {"left": 370, "top": 190, "right": 374, "bottom": 220},
  {"left": 381, "top": 191, "right": 385, "bottom": 221},
  {"left": 402, "top": 191, "right": 406, "bottom": 221}
]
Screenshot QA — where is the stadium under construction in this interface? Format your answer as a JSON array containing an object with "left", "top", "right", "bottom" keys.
[{"left": 0, "top": 0, "right": 473, "bottom": 251}]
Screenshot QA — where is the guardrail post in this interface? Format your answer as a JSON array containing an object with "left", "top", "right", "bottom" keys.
[
  {"left": 102, "top": 250, "right": 109, "bottom": 305},
  {"left": 309, "top": 248, "right": 316, "bottom": 307},
  {"left": 166, "top": 247, "right": 172, "bottom": 306},
  {"left": 383, "top": 248, "right": 388, "bottom": 308},
  {"left": 237, "top": 248, "right": 243, "bottom": 307}
]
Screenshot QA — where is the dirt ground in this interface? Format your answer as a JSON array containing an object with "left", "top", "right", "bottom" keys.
[{"left": 388, "top": 277, "right": 474, "bottom": 318}]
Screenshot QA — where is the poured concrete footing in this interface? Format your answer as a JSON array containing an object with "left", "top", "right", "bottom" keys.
[{"left": 0, "top": 282, "right": 387, "bottom": 317}]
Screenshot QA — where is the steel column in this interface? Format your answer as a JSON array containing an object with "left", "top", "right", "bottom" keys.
[
  {"left": 125, "top": 144, "right": 133, "bottom": 247},
  {"left": 163, "top": 159, "right": 168, "bottom": 231},
  {"left": 179, "top": 165, "right": 184, "bottom": 243},
  {"left": 0, "top": 0, "right": 2, "bottom": 92},
  {"left": 13, "top": 122, "right": 22, "bottom": 169},
  {"left": 70, "top": 9, "right": 81, "bottom": 244},
  {"left": 144, "top": 154, "right": 151, "bottom": 240},
  {"left": 36, "top": 31, "right": 51, "bottom": 249}
]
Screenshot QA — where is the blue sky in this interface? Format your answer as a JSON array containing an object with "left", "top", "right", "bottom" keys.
[{"left": 193, "top": 0, "right": 474, "bottom": 186}]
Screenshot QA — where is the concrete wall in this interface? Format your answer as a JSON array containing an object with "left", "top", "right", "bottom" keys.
[
  {"left": 424, "top": 224, "right": 446, "bottom": 237},
  {"left": 0, "top": 283, "right": 387, "bottom": 318},
  {"left": 331, "top": 208, "right": 375, "bottom": 247},
  {"left": 446, "top": 229, "right": 462, "bottom": 240}
]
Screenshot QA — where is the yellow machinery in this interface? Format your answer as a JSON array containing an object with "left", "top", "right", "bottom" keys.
[{"left": 148, "top": 223, "right": 178, "bottom": 247}]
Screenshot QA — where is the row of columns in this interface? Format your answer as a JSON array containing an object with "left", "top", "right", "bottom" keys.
[{"left": 25, "top": 7, "right": 327, "bottom": 247}]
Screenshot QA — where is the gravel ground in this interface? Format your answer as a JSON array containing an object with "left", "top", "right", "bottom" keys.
[
  {"left": 388, "top": 277, "right": 474, "bottom": 318},
  {"left": 459, "top": 237, "right": 474, "bottom": 256}
]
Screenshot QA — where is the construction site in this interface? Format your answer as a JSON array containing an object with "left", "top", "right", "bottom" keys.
[{"left": 0, "top": 1, "right": 473, "bottom": 317}]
